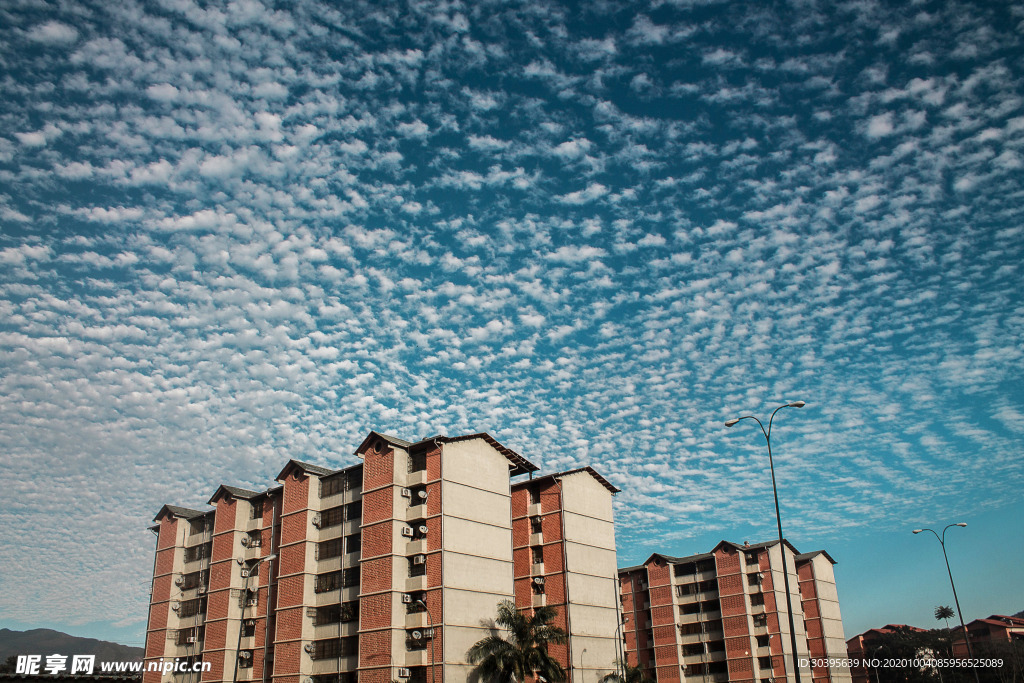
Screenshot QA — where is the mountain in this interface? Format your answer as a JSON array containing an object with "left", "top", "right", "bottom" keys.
[{"left": 0, "top": 629, "right": 143, "bottom": 664}]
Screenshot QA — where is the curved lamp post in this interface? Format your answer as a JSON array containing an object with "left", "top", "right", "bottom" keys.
[
  {"left": 414, "top": 599, "right": 436, "bottom": 683},
  {"left": 725, "top": 401, "right": 805, "bottom": 683},
  {"left": 231, "top": 554, "right": 277, "bottom": 683},
  {"left": 912, "top": 524, "right": 979, "bottom": 683}
]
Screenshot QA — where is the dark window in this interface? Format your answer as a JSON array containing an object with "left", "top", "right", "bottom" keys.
[
  {"left": 177, "top": 597, "right": 206, "bottom": 618},
  {"left": 309, "top": 637, "right": 357, "bottom": 660},
  {"left": 409, "top": 555, "right": 426, "bottom": 578},
  {"left": 682, "top": 643, "right": 704, "bottom": 656},
  {"left": 344, "top": 567, "right": 360, "bottom": 588},
  {"left": 409, "top": 445, "right": 428, "bottom": 473},
  {"left": 681, "top": 602, "right": 701, "bottom": 615},
  {"left": 745, "top": 551, "right": 761, "bottom": 565},
  {"left": 189, "top": 517, "right": 211, "bottom": 535},
  {"left": 707, "top": 640, "right": 725, "bottom": 653},
  {"left": 320, "top": 475, "right": 345, "bottom": 498},
  {"left": 319, "top": 505, "right": 345, "bottom": 529},
  {"left": 408, "top": 486, "right": 428, "bottom": 506},
  {"left": 242, "top": 620, "right": 257, "bottom": 637},
  {"left": 756, "top": 635, "right": 770, "bottom": 648},
  {"left": 238, "top": 650, "right": 254, "bottom": 669},
  {"left": 406, "top": 592, "right": 426, "bottom": 614},
  {"left": 315, "top": 571, "right": 340, "bottom": 593},
  {"left": 346, "top": 533, "right": 361, "bottom": 554},
  {"left": 751, "top": 593, "right": 765, "bottom": 607},
  {"left": 183, "top": 542, "right": 212, "bottom": 563},
  {"left": 316, "top": 538, "right": 343, "bottom": 561},
  {"left": 345, "top": 500, "right": 362, "bottom": 521},
  {"left": 312, "top": 601, "right": 358, "bottom": 626},
  {"left": 251, "top": 500, "right": 263, "bottom": 519},
  {"left": 747, "top": 572, "right": 762, "bottom": 586},
  {"left": 532, "top": 580, "right": 545, "bottom": 595},
  {"left": 532, "top": 546, "right": 543, "bottom": 564},
  {"left": 175, "top": 626, "right": 204, "bottom": 646},
  {"left": 409, "top": 669, "right": 427, "bottom": 683},
  {"left": 530, "top": 516, "right": 542, "bottom": 534},
  {"left": 181, "top": 570, "right": 206, "bottom": 591},
  {"left": 312, "top": 675, "right": 358, "bottom": 683},
  {"left": 409, "top": 520, "right": 428, "bottom": 541},
  {"left": 528, "top": 483, "right": 541, "bottom": 505},
  {"left": 759, "top": 656, "right": 774, "bottom": 670},
  {"left": 753, "top": 614, "right": 768, "bottom": 627}
]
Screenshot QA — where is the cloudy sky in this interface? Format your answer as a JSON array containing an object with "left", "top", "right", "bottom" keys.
[{"left": 2, "top": 0, "right": 1022, "bottom": 647}]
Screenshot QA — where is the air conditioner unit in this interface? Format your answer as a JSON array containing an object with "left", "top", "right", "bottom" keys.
[
  {"left": 246, "top": 620, "right": 257, "bottom": 627},
  {"left": 304, "top": 678, "right": 314, "bottom": 683},
  {"left": 303, "top": 644, "right": 314, "bottom": 654},
  {"left": 311, "top": 514, "right": 322, "bottom": 528},
  {"left": 197, "top": 586, "right": 207, "bottom": 594},
  {"left": 397, "top": 668, "right": 411, "bottom": 679},
  {"left": 412, "top": 555, "right": 426, "bottom": 565},
  {"left": 533, "top": 577, "right": 545, "bottom": 585},
  {"left": 239, "top": 651, "right": 251, "bottom": 660},
  {"left": 240, "top": 569, "right": 250, "bottom": 578},
  {"left": 250, "top": 539, "right": 261, "bottom": 548},
  {"left": 400, "top": 488, "right": 412, "bottom": 498},
  {"left": 174, "top": 575, "right": 185, "bottom": 586},
  {"left": 186, "top": 637, "right": 197, "bottom": 644},
  {"left": 417, "top": 525, "right": 428, "bottom": 536},
  {"left": 401, "top": 594, "right": 413, "bottom": 604},
  {"left": 240, "top": 536, "right": 250, "bottom": 548},
  {"left": 401, "top": 526, "right": 414, "bottom": 538}
]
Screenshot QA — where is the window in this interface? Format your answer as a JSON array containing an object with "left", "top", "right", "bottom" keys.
[
  {"left": 759, "top": 656, "right": 774, "bottom": 670},
  {"left": 312, "top": 601, "right": 358, "bottom": 626},
  {"left": 238, "top": 651, "right": 254, "bottom": 669},
  {"left": 408, "top": 669, "right": 427, "bottom": 683},
  {"left": 409, "top": 555, "right": 426, "bottom": 578},
  {"left": 747, "top": 572, "right": 762, "bottom": 586},
  {"left": 408, "top": 486, "right": 428, "bottom": 506},
  {"left": 183, "top": 542, "right": 212, "bottom": 563},
  {"left": 756, "top": 635, "right": 770, "bottom": 648},
  {"left": 532, "top": 546, "right": 544, "bottom": 565},
  {"left": 532, "top": 580, "right": 545, "bottom": 595},
  {"left": 751, "top": 593, "right": 765, "bottom": 607},
  {"left": 409, "top": 444, "right": 428, "bottom": 473},
  {"left": 320, "top": 475, "right": 345, "bottom": 498},
  {"left": 250, "top": 500, "right": 263, "bottom": 519},
  {"left": 316, "top": 538, "right": 343, "bottom": 561},
  {"left": 346, "top": 533, "right": 361, "bottom": 554},
  {"left": 528, "top": 483, "right": 541, "bottom": 505},
  {"left": 312, "top": 675, "right": 358, "bottom": 683},
  {"left": 707, "top": 640, "right": 725, "bottom": 653},
  {"left": 345, "top": 500, "right": 362, "bottom": 521},
  {"left": 343, "top": 567, "right": 360, "bottom": 588},
  {"left": 319, "top": 505, "right": 345, "bottom": 529},
  {"left": 744, "top": 551, "right": 761, "bottom": 565},
  {"left": 178, "top": 597, "right": 206, "bottom": 618},
  {"left": 681, "top": 602, "right": 701, "bottom": 615},
  {"left": 181, "top": 570, "right": 206, "bottom": 591},
  {"left": 530, "top": 516, "right": 542, "bottom": 534},
  {"left": 682, "top": 643, "right": 704, "bottom": 656},
  {"left": 406, "top": 592, "right": 426, "bottom": 614},
  {"left": 310, "top": 637, "right": 357, "bottom": 660},
  {"left": 753, "top": 614, "right": 768, "bottom": 627},
  {"left": 242, "top": 621, "right": 257, "bottom": 638},
  {"left": 175, "top": 626, "right": 204, "bottom": 646}
]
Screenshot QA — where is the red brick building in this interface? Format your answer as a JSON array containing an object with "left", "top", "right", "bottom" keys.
[
  {"left": 619, "top": 540, "right": 852, "bottom": 683},
  {"left": 144, "top": 431, "right": 621, "bottom": 683}
]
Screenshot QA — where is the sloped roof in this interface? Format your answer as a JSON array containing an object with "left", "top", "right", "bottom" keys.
[
  {"left": 153, "top": 504, "right": 208, "bottom": 522},
  {"left": 355, "top": 430, "right": 539, "bottom": 476},
  {"left": 795, "top": 549, "right": 838, "bottom": 564},
  {"left": 208, "top": 484, "right": 264, "bottom": 505},
  {"left": 514, "top": 466, "right": 620, "bottom": 493},
  {"left": 275, "top": 458, "right": 337, "bottom": 481}
]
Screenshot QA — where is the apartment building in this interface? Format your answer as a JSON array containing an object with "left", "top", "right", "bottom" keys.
[
  {"left": 144, "top": 430, "right": 621, "bottom": 683},
  {"left": 619, "top": 540, "right": 851, "bottom": 683}
]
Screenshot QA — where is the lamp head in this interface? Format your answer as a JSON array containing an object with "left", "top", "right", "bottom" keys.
[
  {"left": 912, "top": 529, "right": 923, "bottom": 534},
  {"left": 788, "top": 401, "right": 806, "bottom": 408},
  {"left": 725, "top": 418, "right": 740, "bottom": 427},
  {"left": 956, "top": 522, "right": 967, "bottom": 527}
]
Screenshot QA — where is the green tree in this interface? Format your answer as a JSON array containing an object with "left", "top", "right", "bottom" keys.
[
  {"left": 467, "top": 600, "right": 568, "bottom": 683},
  {"left": 601, "top": 659, "right": 655, "bottom": 683}
]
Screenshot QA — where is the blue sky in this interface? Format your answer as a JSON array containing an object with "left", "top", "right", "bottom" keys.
[{"left": 1, "top": 0, "right": 1022, "bottom": 648}]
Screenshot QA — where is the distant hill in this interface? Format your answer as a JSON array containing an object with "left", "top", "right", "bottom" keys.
[
  {"left": 0, "top": 629, "right": 142, "bottom": 664},
  {"left": 1014, "top": 609, "right": 1024, "bottom": 619}
]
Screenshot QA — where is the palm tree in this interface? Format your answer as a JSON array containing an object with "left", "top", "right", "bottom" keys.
[
  {"left": 934, "top": 605, "right": 955, "bottom": 630},
  {"left": 467, "top": 600, "right": 568, "bottom": 682},
  {"left": 601, "top": 659, "right": 655, "bottom": 683}
]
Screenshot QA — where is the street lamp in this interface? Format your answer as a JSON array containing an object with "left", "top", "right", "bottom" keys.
[
  {"left": 231, "top": 554, "right": 277, "bottom": 683},
  {"left": 415, "top": 599, "right": 436, "bottom": 683},
  {"left": 912, "top": 524, "right": 979, "bottom": 683},
  {"left": 725, "top": 401, "right": 806, "bottom": 683}
]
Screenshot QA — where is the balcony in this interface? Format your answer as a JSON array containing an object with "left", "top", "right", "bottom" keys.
[
  {"left": 405, "top": 611, "right": 428, "bottom": 629},
  {"left": 407, "top": 470, "right": 428, "bottom": 487},
  {"left": 529, "top": 532, "right": 543, "bottom": 545},
  {"left": 532, "top": 593, "right": 547, "bottom": 608},
  {"left": 528, "top": 503, "right": 542, "bottom": 517}
]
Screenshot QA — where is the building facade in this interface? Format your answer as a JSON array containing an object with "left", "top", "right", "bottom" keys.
[
  {"left": 144, "top": 431, "right": 621, "bottom": 683},
  {"left": 619, "top": 540, "right": 852, "bottom": 683}
]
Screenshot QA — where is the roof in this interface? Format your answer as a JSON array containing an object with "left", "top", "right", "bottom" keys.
[
  {"left": 714, "top": 538, "right": 803, "bottom": 558},
  {"left": 208, "top": 484, "right": 264, "bottom": 505},
  {"left": 275, "top": 458, "right": 337, "bottom": 481},
  {"left": 153, "top": 504, "right": 208, "bottom": 522},
  {"left": 355, "top": 430, "right": 539, "bottom": 476},
  {"left": 795, "top": 549, "right": 838, "bottom": 564},
  {"left": 618, "top": 538, "right": 822, "bottom": 573},
  {"left": 512, "top": 465, "right": 620, "bottom": 493}
]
